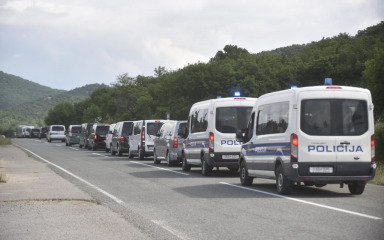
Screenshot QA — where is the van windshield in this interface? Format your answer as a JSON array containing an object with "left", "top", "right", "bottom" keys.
[
  {"left": 301, "top": 99, "right": 368, "bottom": 136},
  {"left": 96, "top": 126, "right": 109, "bottom": 135},
  {"left": 147, "top": 122, "right": 164, "bottom": 136},
  {"left": 52, "top": 126, "right": 64, "bottom": 131},
  {"left": 216, "top": 107, "right": 253, "bottom": 133},
  {"left": 71, "top": 126, "right": 82, "bottom": 133},
  {"left": 122, "top": 122, "right": 133, "bottom": 136}
]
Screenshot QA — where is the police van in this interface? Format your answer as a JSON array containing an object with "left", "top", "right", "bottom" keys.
[
  {"left": 236, "top": 79, "right": 376, "bottom": 195},
  {"left": 181, "top": 97, "right": 257, "bottom": 176},
  {"left": 128, "top": 120, "right": 169, "bottom": 159}
]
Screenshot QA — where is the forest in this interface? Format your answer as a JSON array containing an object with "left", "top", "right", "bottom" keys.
[{"left": 44, "top": 21, "right": 384, "bottom": 126}]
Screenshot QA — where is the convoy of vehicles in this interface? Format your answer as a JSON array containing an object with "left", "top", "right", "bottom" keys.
[{"left": 16, "top": 80, "right": 376, "bottom": 195}]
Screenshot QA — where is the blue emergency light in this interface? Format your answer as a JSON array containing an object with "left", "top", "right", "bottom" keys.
[
  {"left": 325, "top": 78, "right": 332, "bottom": 85},
  {"left": 234, "top": 91, "right": 241, "bottom": 97}
]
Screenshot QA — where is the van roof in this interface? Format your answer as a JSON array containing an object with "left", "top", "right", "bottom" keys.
[
  {"left": 192, "top": 97, "right": 257, "bottom": 106},
  {"left": 258, "top": 85, "right": 371, "bottom": 99}
]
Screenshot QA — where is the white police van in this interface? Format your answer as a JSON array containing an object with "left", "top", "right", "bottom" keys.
[
  {"left": 181, "top": 97, "right": 257, "bottom": 176},
  {"left": 236, "top": 79, "right": 376, "bottom": 195},
  {"left": 128, "top": 120, "right": 169, "bottom": 159}
]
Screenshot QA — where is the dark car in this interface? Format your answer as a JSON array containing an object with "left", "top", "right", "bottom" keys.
[
  {"left": 88, "top": 123, "right": 110, "bottom": 150},
  {"left": 38, "top": 127, "right": 47, "bottom": 139},
  {"left": 111, "top": 121, "right": 133, "bottom": 156},
  {"left": 30, "top": 128, "right": 40, "bottom": 138},
  {"left": 79, "top": 123, "right": 94, "bottom": 149}
]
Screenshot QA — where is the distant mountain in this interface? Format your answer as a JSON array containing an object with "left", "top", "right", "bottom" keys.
[
  {"left": 0, "top": 71, "right": 107, "bottom": 129},
  {"left": 0, "top": 71, "right": 65, "bottom": 109}
]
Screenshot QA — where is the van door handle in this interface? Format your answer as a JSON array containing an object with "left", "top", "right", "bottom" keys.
[{"left": 340, "top": 141, "right": 350, "bottom": 145}]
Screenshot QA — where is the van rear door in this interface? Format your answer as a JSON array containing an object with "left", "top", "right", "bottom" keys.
[
  {"left": 299, "top": 90, "right": 371, "bottom": 176},
  {"left": 333, "top": 92, "right": 371, "bottom": 176}
]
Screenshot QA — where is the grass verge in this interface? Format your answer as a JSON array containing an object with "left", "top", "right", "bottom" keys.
[
  {"left": 0, "top": 137, "right": 12, "bottom": 145},
  {"left": 370, "top": 163, "right": 384, "bottom": 186}
]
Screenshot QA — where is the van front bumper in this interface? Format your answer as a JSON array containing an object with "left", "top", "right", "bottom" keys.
[{"left": 207, "top": 152, "right": 240, "bottom": 168}]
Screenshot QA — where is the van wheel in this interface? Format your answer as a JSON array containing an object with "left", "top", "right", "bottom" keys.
[
  {"left": 240, "top": 161, "right": 253, "bottom": 186},
  {"left": 202, "top": 158, "right": 212, "bottom": 176},
  {"left": 166, "top": 152, "right": 172, "bottom": 167},
  {"left": 154, "top": 151, "right": 160, "bottom": 164},
  {"left": 111, "top": 145, "right": 116, "bottom": 156},
  {"left": 128, "top": 148, "right": 134, "bottom": 159},
  {"left": 276, "top": 165, "right": 293, "bottom": 195},
  {"left": 139, "top": 149, "right": 144, "bottom": 160},
  {"left": 117, "top": 145, "right": 122, "bottom": 156},
  {"left": 348, "top": 181, "right": 366, "bottom": 195},
  {"left": 182, "top": 154, "right": 191, "bottom": 171}
]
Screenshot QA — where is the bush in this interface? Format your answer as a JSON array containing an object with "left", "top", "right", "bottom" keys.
[
  {"left": 375, "top": 123, "right": 384, "bottom": 164},
  {"left": 0, "top": 137, "right": 12, "bottom": 145}
]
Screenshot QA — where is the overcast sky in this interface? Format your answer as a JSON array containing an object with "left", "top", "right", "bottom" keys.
[{"left": 0, "top": 0, "right": 383, "bottom": 90}]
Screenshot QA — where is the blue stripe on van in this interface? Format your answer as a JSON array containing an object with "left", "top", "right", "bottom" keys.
[
  {"left": 185, "top": 138, "right": 209, "bottom": 149},
  {"left": 242, "top": 142, "right": 290, "bottom": 157}
]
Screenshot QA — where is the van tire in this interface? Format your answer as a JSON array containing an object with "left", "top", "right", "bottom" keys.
[
  {"left": 117, "top": 145, "right": 122, "bottom": 156},
  {"left": 182, "top": 154, "right": 191, "bottom": 171},
  {"left": 240, "top": 161, "right": 253, "bottom": 186},
  {"left": 154, "top": 151, "right": 160, "bottom": 164},
  {"left": 166, "top": 152, "right": 172, "bottom": 167},
  {"left": 202, "top": 158, "right": 212, "bottom": 176},
  {"left": 139, "top": 149, "right": 144, "bottom": 160},
  {"left": 128, "top": 149, "right": 134, "bottom": 159},
  {"left": 276, "top": 165, "right": 293, "bottom": 195},
  {"left": 348, "top": 181, "right": 366, "bottom": 195}
]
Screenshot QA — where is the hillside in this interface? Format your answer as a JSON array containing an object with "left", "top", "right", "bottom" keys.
[{"left": 0, "top": 71, "right": 65, "bottom": 109}]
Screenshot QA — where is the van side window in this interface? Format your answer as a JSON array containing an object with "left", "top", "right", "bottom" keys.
[
  {"left": 243, "top": 112, "right": 255, "bottom": 142},
  {"left": 191, "top": 109, "right": 208, "bottom": 133},
  {"left": 256, "top": 102, "right": 289, "bottom": 135},
  {"left": 134, "top": 123, "right": 141, "bottom": 135}
]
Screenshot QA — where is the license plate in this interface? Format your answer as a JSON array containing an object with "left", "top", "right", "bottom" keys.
[
  {"left": 222, "top": 155, "right": 239, "bottom": 160},
  {"left": 309, "top": 167, "right": 333, "bottom": 173}
]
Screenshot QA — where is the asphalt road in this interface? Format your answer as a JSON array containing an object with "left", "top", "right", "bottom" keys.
[{"left": 13, "top": 138, "right": 384, "bottom": 240}]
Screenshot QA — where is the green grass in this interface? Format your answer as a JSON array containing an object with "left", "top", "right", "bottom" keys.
[
  {"left": 0, "top": 137, "right": 12, "bottom": 145},
  {"left": 370, "top": 163, "right": 384, "bottom": 186}
]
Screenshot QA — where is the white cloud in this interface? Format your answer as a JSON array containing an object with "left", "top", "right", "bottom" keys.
[{"left": 0, "top": 0, "right": 383, "bottom": 90}]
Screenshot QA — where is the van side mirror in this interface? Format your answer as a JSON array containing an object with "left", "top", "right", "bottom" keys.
[{"left": 236, "top": 129, "right": 244, "bottom": 143}]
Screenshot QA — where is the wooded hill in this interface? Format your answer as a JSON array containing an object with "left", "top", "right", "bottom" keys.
[
  {"left": 45, "top": 21, "right": 384, "bottom": 127},
  {"left": 0, "top": 72, "right": 106, "bottom": 134}
]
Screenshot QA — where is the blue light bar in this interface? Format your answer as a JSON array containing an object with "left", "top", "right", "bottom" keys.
[
  {"left": 234, "top": 91, "right": 241, "bottom": 97},
  {"left": 290, "top": 85, "right": 298, "bottom": 89},
  {"left": 325, "top": 78, "right": 332, "bottom": 85}
]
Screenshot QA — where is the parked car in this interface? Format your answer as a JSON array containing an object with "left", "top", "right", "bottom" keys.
[
  {"left": 88, "top": 123, "right": 110, "bottom": 150},
  {"left": 47, "top": 125, "right": 66, "bottom": 142},
  {"left": 29, "top": 128, "right": 40, "bottom": 138},
  {"left": 105, "top": 123, "right": 116, "bottom": 153},
  {"left": 23, "top": 126, "right": 34, "bottom": 138},
  {"left": 154, "top": 120, "right": 187, "bottom": 166},
  {"left": 128, "top": 120, "right": 168, "bottom": 159},
  {"left": 38, "top": 127, "right": 47, "bottom": 139},
  {"left": 111, "top": 121, "right": 133, "bottom": 156},
  {"left": 79, "top": 123, "right": 94, "bottom": 149},
  {"left": 66, "top": 125, "right": 82, "bottom": 146}
]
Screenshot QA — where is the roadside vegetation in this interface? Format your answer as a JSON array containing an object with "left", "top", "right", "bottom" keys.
[
  {"left": 371, "top": 123, "right": 384, "bottom": 185},
  {"left": 0, "top": 136, "right": 12, "bottom": 146}
]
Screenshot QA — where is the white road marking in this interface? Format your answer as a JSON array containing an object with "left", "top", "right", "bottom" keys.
[
  {"left": 151, "top": 219, "right": 190, "bottom": 240},
  {"left": 220, "top": 182, "right": 382, "bottom": 220},
  {"left": 15, "top": 144, "right": 186, "bottom": 239},
  {"left": 92, "top": 153, "right": 109, "bottom": 157},
  {"left": 130, "top": 161, "right": 190, "bottom": 176}
]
